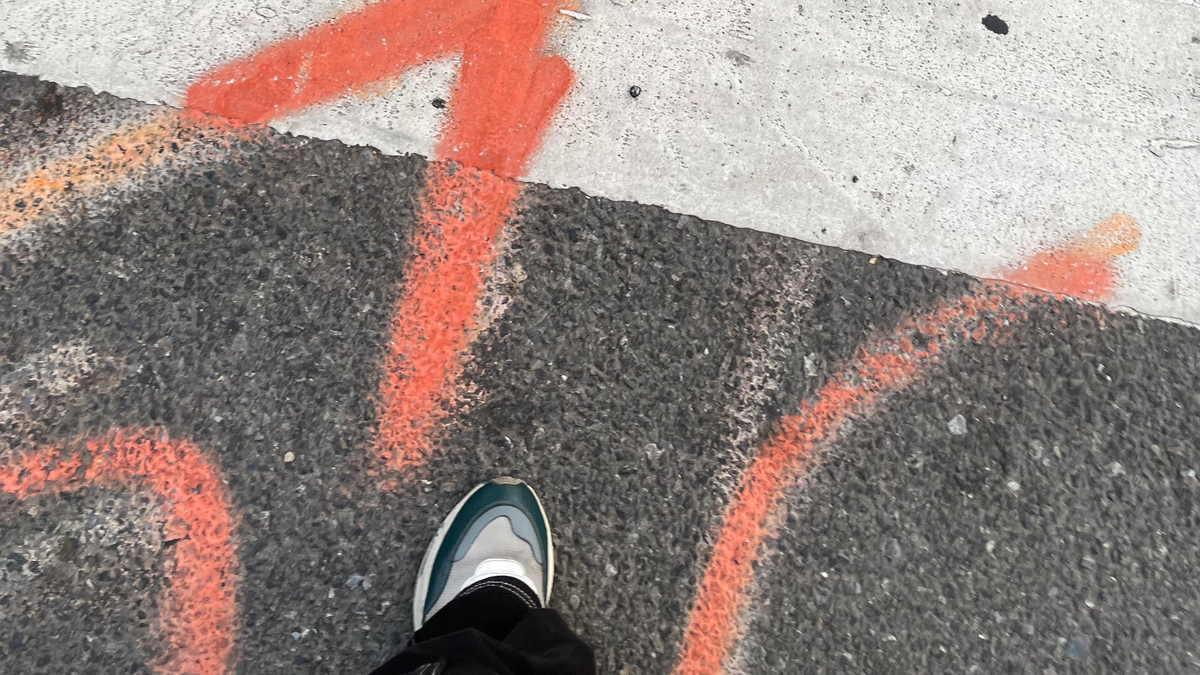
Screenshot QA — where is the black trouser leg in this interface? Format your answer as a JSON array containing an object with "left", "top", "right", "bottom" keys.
[{"left": 369, "top": 579, "right": 596, "bottom": 675}]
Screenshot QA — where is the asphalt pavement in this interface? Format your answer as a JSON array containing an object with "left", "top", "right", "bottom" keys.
[{"left": 2, "top": 72, "right": 1199, "bottom": 675}]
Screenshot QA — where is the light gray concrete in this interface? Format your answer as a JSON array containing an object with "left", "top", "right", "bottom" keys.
[{"left": 3, "top": 0, "right": 1198, "bottom": 321}]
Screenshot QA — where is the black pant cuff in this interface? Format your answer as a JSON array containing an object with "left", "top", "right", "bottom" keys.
[{"left": 416, "top": 576, "right": 540, "bottom": 643}]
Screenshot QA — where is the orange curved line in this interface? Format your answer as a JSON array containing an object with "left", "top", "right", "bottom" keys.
[
  {"left": 672, "top": 288, "right": 1029, "bottom": 675},
  {"left": 0, "top": 111, "right": 261, "bottom": 238},
  {"left": 0, "top": 428, "right": 239, "bottom": 675}
]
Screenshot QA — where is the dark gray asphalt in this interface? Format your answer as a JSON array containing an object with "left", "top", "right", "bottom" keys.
[
  {"left": 2, "top": 71, "right": 1199, "bottom": 675},
  {"left": 740, "top": 303, "right": 1200, "bottom": 674}
]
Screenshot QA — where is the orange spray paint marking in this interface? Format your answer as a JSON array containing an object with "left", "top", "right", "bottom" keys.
[
  {"left": 0, "top": 112, "right": 260, "bottom": 236},
  {"left": 0, "top": 429, "right": 239, "bottom": 675},
  {"left": 376, "top": 164, "right": 520, "bottom": 472},
  {"left": 672, "top": 289, "right": 1031, "bottom": 675},
  {"left": 435, "top": 0, "right": 574, "bottom": 178},
  {"left": 373, "top": 0, "right": 571, "bottom": 470},
  {"left": 185, "top": 0, "right": 495, "bottom": 125},
  {"left": 189, "top": 0, "right": 573, "bottom": 470},
  {"left": 184, "top": 0, "right": 574, "bottom": 174},
  {"left": 1001, "top": 214, "right": 1141, "bottom": 301}
]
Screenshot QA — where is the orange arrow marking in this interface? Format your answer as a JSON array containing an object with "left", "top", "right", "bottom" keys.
[
  {"left": 189, "top": 0, "right": 574, "bottom": 472},
  {"left": 185, "top": 0, "right": 572, "bottom": 179}
]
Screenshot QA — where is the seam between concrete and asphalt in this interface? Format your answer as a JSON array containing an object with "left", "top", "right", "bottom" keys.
[{"left": 3, "top": 0, "right": 1199, "bottom": 323}]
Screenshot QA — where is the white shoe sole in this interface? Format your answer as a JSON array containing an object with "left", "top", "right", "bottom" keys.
[{"left": 411, "top": 477, "right": 554, "bottom": 630}]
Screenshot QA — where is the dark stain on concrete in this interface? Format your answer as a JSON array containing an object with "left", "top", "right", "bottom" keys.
[{"left": 983, "top": 14, "right": 1010, "bottom": 35}]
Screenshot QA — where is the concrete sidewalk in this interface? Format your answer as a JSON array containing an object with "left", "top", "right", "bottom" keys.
[
  {"left": 4, "top": 0, "right": 1199, "bottom": 324},
  {"left": 2, "top": 73, "right": 1200, "bottom": 675}
]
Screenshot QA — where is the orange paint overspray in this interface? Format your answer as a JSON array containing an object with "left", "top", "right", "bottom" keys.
[
  {"left": 1001, "top": 214, "right": 1141, "bottom": 301},
  {"left": 671, "top": 290, "right": 1029, "bottom": 675},
  {"left": 0, "top": 111, "right": 261, "bottom": 236},
  {"left": 0, "top": 429, "right": 239, "bottom": 675}
]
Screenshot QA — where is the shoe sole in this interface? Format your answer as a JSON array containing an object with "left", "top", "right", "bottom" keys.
[{"left": 412, "top": 477, "right": 554, "bottom": 630}]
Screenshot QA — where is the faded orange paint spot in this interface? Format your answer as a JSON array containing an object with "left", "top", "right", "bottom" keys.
[
  {"left": 1001, "top": 214, "right": 1141, "bottom": 301},
  {"left": 0, "top": 112, "right": 257, "bottom": 236},
  {"left": 0, "top": 429, "right": 239, "bottom": 675},
  {"left": 672, "top": 289, "right": 1028, "bottom": 675},
  {"left": 375, "top": 164, "right": 520, "bottom": 472}
]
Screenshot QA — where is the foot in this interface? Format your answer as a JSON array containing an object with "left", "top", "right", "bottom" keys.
[{"left": 413, "top": 477, "right": 554, "bottom": 629}]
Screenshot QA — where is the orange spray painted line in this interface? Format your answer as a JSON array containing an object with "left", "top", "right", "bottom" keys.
[
  {"left": 374, "top": 0, "right": 572, "bottom": 471},
  {"left": 673, "top": 216, "right": 1141, "bottom": 675},
  {"left": 188, "top": 0, "right": 573, "bottom": 471},
  {"left": 185, "top": 0, "right": 573, "bottom": 180},
  {"left": 0, "top": 111, "right": 261, "bottom": 237},
  {"left": 375, "top": 164, "right": 521, "bottom": 473},
  {"left": 0, "top": 429, "right": 239, "bottom": 675},
  {"left": 185, "top": 0, "right": 495, "bottom": 125},
  {"left": 670, "top": 288, "right": 1025, "bottom": 675},
  {"left": 184, "top": 0, "right": 572, "bottom": 178}
]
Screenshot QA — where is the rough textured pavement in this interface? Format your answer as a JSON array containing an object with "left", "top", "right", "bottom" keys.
[{"left": 2, "top": 72, "right": 1200, "bottom": 675}]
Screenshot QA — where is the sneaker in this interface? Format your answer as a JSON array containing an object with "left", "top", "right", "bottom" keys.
[{"left": 413, "top": 477, "right": 554, "bottom": 629}]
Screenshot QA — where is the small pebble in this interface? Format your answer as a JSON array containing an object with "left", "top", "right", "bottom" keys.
[
  {"left": 1066, "top": 635, "right": 1089, "bottom": 660},
  {"left": 628, "top": 85, "right": 642, "bottom": 98},
  {"left": 643, "top": 442, "right": 663, "bottom": 460},
  {"left": 345, "top": 574, "right": 365, "bottom": 588},
  {"left": 283, "top": 451, "right": 295, "bottom": 463},
  {"left": 605, "top": 563, "right": 618, "bottom": 577},
  {"left": 884, "top": 538, "right": 903, "bottom": 563},
  {"left": 1006, "top": 480, "right": 1021, "bottom": 493},
  {"left": 569, "top": 594, "right": 581, "bottom": 610},
  {"left": 947, "top": 414, "right": 968, "bottom": 436}
]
